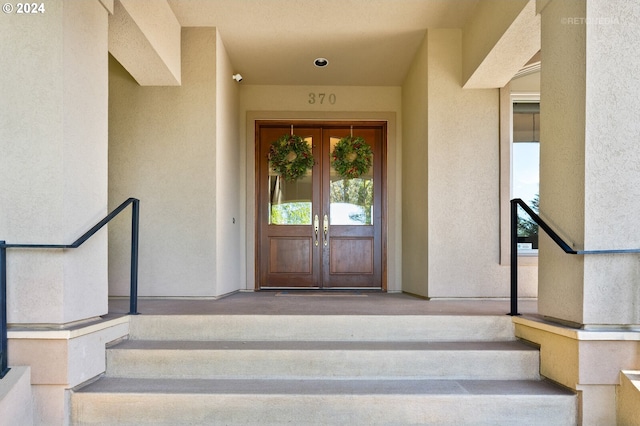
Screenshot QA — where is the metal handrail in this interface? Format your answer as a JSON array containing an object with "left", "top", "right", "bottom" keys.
[
  {"left": 509, "top": 198, "right": 640, "bottom": 316},
  {"left": 0, "top": 198, "right": 140, "bottom": 379}
]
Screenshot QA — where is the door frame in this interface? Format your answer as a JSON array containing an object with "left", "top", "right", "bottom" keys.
[
  {"left": 254, "top": 119, "right": 388, "bottom": 291},
  {"left": 244, "top": 111, "right": 399, "bottom": 293}
]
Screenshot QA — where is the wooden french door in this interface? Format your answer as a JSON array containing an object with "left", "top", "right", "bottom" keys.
[{"left": 257, "top": 121, "right": 385, "bottom": 289}]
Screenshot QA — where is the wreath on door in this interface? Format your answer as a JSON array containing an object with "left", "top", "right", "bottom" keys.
[
  {"left": 331, "top": 136, "right": 373, "bottom": 179},
  {"left": 268, "top": 134, "right": 315, "bottom": 181}
]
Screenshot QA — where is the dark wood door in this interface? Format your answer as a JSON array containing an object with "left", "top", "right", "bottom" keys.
[{"left": 257, "top": 121, "right": 385, "bottom": 289}]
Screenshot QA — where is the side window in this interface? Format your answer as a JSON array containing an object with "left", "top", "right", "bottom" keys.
[{"left": 512, "top": 102, "right": 540, "bottom": 253}]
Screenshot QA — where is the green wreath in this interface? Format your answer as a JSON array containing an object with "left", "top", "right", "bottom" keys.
[
  {"left": 268, "top": 134, "right": 315, "bottom": 181},
  {"left": 331, "top": 136, "right": 373, "bottom": 179}
]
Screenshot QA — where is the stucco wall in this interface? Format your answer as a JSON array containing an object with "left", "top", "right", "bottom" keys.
[
  {"left": 582, "top": 0, "right": 640, "bottom": 325},
  {"left": 0, "top": 0, "right": 109, "bottom": 323},
  {"left": 109, "top": 27, "right": 226, "bottom": 297},
  {"left": 215, "top": 31, "right": 241, "bottom": 296},
  {"left": 539, "top": 0, "right": 640, "bottom": 325},
  {"left": 426, "top": 29, "right": 536, "bottom": 298},
  {"left": 401, "top": 33, "right": 429, "bottom": 297},
  {"left": 538, "top": 0, "right": 587, "bottom": 323}
]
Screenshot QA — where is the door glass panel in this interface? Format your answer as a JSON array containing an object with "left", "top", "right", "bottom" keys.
[
  {"left": 329, "top": 136, "right": 373, "bottom": 225},
  {"left": 269, "top": 137, "right": 313, "bottom": 225}
]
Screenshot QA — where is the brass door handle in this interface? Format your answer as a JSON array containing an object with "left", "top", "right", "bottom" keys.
[
  {"left": 314, "top": 214, "right": 319, "bottom": 246},
  {"left": 323, "top": 214, "right": 329, "bottom": 246}
]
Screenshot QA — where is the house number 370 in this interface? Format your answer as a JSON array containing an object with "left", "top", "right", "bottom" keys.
[{"left": 308, "top": 93, "right": 336, "bottom": 105}]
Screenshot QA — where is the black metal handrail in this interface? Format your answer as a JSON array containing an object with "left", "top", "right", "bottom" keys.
[
  {"left": 509, "top": 198, "right": 640, "bottom": 316},
  {"left": 0, "top": 198, "right": 140, "bottom": 379}
]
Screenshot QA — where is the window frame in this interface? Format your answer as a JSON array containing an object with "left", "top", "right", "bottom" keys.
[{"left": 500, "top": 87, "right": 540, "bottom": 265}]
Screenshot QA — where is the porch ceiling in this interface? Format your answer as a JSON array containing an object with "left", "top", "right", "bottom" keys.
[{"left": 166, "top": 0, "right": 480, "bottom": 86}]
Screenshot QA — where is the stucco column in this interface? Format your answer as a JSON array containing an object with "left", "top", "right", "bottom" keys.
[
  {"left": 0, "top": 1, "right": 109, "bottom": 325},
  {"left": 539, "top": 0, "right": 640, "bottom": 327}
]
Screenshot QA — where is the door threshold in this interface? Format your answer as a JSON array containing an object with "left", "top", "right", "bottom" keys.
[
  {"left": 263, "top": 288, "right": 384, "bottom": 297},
  {"left": 260, "top": 287, "right": 383, "bottom": 291}
]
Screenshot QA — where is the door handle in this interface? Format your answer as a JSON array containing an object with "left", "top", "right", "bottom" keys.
[
  {"left": 314, "top": 214, "right": 319, "bottom": 246},
  {"left": 323, "top": 214, "right": 329, "bottom": 246}
]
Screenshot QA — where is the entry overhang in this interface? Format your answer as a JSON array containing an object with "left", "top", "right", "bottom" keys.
[
  {"left": 462, "top": 0, "right": 540, "bottom": 89},
  {"left": 108, "top": 0, "right": 181, "bottom": 86}
]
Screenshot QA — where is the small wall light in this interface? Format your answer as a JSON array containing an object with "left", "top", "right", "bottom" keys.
[{"left": 232, "top": 73, "right": 243, "bottom": 82}]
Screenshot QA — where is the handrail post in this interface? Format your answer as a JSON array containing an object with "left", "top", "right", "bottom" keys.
[
  {"left": 129, "top": 200, "right": 139, "bottom": 315},
  {"left": 509, "top": 201, "right": 520, "bottom": 316},
  {"left": 1, "top": 242, "right": 10, "bottom": 378}
]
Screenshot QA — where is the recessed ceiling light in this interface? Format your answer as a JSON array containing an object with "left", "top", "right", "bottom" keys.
[{"left": 314, "top": 58, "right": 329, "bottom": 68}]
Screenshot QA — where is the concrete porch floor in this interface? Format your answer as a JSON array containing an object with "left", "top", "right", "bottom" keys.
[{"left": 108, "top": 291, "right": 538, "bottom": 316}]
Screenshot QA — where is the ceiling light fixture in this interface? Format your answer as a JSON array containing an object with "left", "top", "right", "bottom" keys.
[{"left": 314, "top": 58, "right": 329, "bottom": 68}]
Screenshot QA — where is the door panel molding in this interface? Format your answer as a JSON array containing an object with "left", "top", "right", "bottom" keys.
[
  {"left": 329, "top": 238, "right": 374, "bottom": 274},
  {"left": 269, "top": 237, "right": 313, "bottom": 274}
]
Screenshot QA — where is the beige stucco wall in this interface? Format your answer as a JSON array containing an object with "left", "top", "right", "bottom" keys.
[
  {"left": 428, "top": 28, "right": 498, "bottom": 297},
  {"left": 401, "top": 33, "right": 429, "bottom": 297},
  {"left": 0, "top": 0, "right": 109, "bottom": 323},
  {"left": 510, "top": 71, "right": 540, "bottom": 94},
  {"left": 214, "top": 31, "right": 242, "bottom": 296},
  {"left": 539, "top": 0, "right": 640, "bottom": 326},
  {"left": 538, "top": 0, "right": 587, "bottom": 325},
  {"left": 240, "top": 86, "right": 402, "bottom": 291},
  {"left": 582, "top": 0, "right": 640, "bottom": 325},
  {"left": 109, "top": 27, "right": 239, "bottom": 297},
  {"left": 420, "top": 29, "right": 537, "bottom": 298}
]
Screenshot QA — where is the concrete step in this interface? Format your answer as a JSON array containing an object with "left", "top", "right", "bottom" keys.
[
  {"left": 129, "top": 314, "right": 516, "bottom": 342},
  {"left": 72, "top": 313, "right": 576, "bottom": 424},
  {"left": 106, "top": 340, "right": 540, "bottom": 380},
  {"left": 71, "top": 377, "right": 576, "bottom": 426}
]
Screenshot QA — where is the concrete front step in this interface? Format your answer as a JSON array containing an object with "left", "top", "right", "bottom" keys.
[
  {"left": 71, "top": 377, "right": 576, "bottom": 426},
  {"left": 71, "top": 313, "right": 577, "bottom": 424},
  {"left": 106, "top": 340, "right": 540, "bottom": 380},
  {"left": 129, "top": 314, "right": 516, "bottom": 342}
]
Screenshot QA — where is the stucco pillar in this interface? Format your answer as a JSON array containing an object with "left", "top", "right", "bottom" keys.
[
  {"left": 0, "top": 1, "right": 110, "bottom": 325},
  {"left": 538, "top": 0, "right": 640, "bottom": 327}
]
